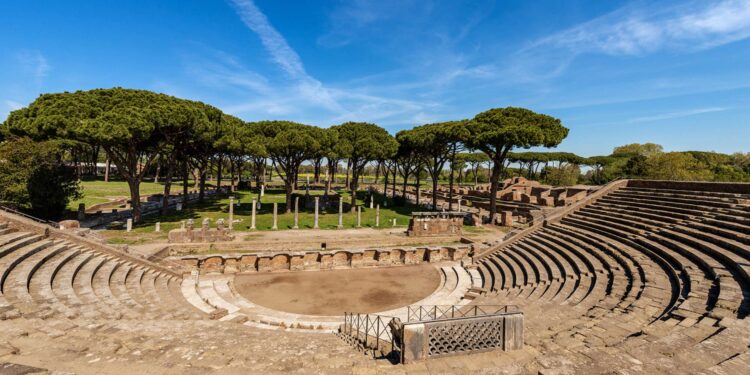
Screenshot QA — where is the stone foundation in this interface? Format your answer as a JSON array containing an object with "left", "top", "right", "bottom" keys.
[{"left": 178, "top": 245, "right": 471, "bottom": 274}]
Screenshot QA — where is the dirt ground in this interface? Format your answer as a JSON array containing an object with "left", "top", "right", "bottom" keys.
[{"left": 233, "top": 264, "right": 441, "bottom": 315}]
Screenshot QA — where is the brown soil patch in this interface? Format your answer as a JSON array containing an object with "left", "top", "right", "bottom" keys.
[{"left": 234, "top": 264, "right": 441, "bottom": 315}]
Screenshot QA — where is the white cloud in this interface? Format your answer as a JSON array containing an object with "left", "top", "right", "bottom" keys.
[
  {"left": 515, "top": 0, "right": 750, "bottom": 79},
  {"left": 628, "top": 107, "right": 728, "bottom": 123},
  {"left": 15, "top": 50, "right": 50, "bottom": 84}
]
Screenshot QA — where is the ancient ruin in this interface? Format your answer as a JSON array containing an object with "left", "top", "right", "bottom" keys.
[{"left": 0, "top": 179, "right": 748, "bottom": 373}]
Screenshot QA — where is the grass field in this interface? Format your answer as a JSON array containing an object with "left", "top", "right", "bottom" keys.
[
  {"left": 100, "top": 187, "right": 421, "bottom": 244},
  {"left": 69, "top": 179, "right": 171, "bottom": 209}
]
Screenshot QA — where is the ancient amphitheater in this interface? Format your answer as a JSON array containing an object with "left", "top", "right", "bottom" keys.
[{"left": 0, "top": 179, "right": 748, "bottom": 374}]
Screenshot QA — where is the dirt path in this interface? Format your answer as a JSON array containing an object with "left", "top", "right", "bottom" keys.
[{"left": 234, "top": 264, "right": 441, "bottom": 315}]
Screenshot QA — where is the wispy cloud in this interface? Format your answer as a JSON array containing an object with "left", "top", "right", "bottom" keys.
[
  {"left": 514, "top": 0, "right": 750, "bottom": 79},
  {"left": 228, "top": 0, "right": 342, "bottom": 112},
  {"left": 217, "top": 0, "right": 440, "bottom": 126},
  {"left": 15, "top": 50, "right": 50, "bottom": 84},
  {"left": 628, "top": 107, "right": 728, "bottom": 123}
]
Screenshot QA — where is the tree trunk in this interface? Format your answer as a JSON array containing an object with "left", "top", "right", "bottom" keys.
[
  {"left": 313, "top": 157, "right": 322, "bottom": 184},
  {"left": 105, "top": 159, "right": 111, "bottom": 182},
  {"left": 325, "top": 160, "right": 335, "bottom": 194},
  {"left": 127, "top": 178, "right": 142, "bottom": 223},
  {"left": 488, "top": 160, "right": 503, "bottom": 224},
  {"left": 198, "top": 168, "right": 206, "bottom": 202},
  {"left": 448, "top": 164, "right": 455, "bottom": 211},
  {"left": 216, "top": 155, "right": 223, "bottom": 190},
  {"left": 391, "top": 166, "right": 398, "bottom": 200},
  {"left": 285, "top": 180, "right": 293, "bottom": 213},
  {"left": 350, "top": 166, "right": 358, "bottom": 212},
  {"left": 374, "top": 161, "right": 381, "bottom": 186},
  {"left": 182, "top": 161, "right": 189, "bottom": 205},
  {"left": 416, "top": 170, "right": 421, "bottom": 206},
  {"left": 161, "top": 162, "right": 174, "bottom": 215},
  {"left": 230, "top": 159, "right": 236, "bottom": 192},
  {"left": 154, "top": 162, "right": 161, "bottom": 184},
  {"left": 345, "top": 160, "right": 351, "bottom": 190},
  {"left": 401, "top": 172, "right": 409, "bottom": 200},
  {"left": 382, "top": 165, "right": 389, "bottom": 197}
]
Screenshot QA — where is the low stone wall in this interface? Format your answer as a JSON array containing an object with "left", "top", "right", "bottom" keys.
[
  {"left": 397, "top": 309, "right": 524, "bottom": 363},
  {"left": 178, "top": 245, "right": 471, "bottom": 274}
]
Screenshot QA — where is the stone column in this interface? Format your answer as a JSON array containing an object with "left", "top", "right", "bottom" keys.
[
  {"left": 457, "top": 195, "right": 462, "bottom": 212},
  {"left": 126, "top": 218, "right": 133, "bottom": 232},
  {"left": 293, "top": 197, "right": 300, "bottom": 229},
  {"left": 392, "top": 218, "right": 397, "bottom": 226},
  {"left": 229, "top": 196, "right": 234, "bottom": 230},
  {"left": 369, "top": 195, "right": 374, "bottom": 209},
  {"left": 260, "top": 185, "right": 265, "bottom": 197},
  {"left": 272, "top": 202, "right": 278, "bottom": 230},
  {"left": 337, "top": 197, "right": 344, "bottom": 229},
  {"left": 155, "top": 222, "right": 160, "bottom": 232},
  {"left": 356, "top": 206, "right": 362, "bottom": 228},
  {"left": 375, "top": 204, "right": 380, "bottom": 227},
  {"left": 314, "top": 197, "right": 320, "bottom": 229},
  {"left": 251, "top": 198, "right": 257, "bottom": 230}
]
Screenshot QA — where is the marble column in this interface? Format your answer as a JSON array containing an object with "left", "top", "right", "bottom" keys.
[
  {"left": 272, "top": 202, "right": 278, "bottom": 230},
  {"left": 337, "top": 197, "right": 344, "bottom": 229},
  {"left": 375, "top": 204, "right": 380, "bottom": 227},
  {"left": 229, "top": 196, "right": 234, "bottom": 230},
  {"left": 314, "top": 197, "right": 320, "bottom": 229},
  {"left": 356, "top": 206, "right": 362, "bottom": 228},
  {"left": 293, "top": 197, "right": 299, "bottom": 229}
]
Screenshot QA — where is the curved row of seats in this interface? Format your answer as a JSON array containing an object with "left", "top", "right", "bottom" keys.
[
  {"left": 470, "top": 183, "right": 750, "bottom": 373},
  {"left": 0, "top": 223, "right": 206, "bottom": 323},
  {"left": 182, "top": 265, "right": 476, "bottom": 331}
]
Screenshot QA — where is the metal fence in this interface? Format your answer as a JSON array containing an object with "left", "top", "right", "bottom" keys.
[
  {"left": 406, "top": 304, "right": 520, "bottom": 322},
  {"left": 342, "top": 312, "right": 400, "bottom": 362}
]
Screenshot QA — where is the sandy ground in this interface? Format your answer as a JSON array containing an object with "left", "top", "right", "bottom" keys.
[{"left": 234, "top": 264, "right": 441, "bottom": 315}]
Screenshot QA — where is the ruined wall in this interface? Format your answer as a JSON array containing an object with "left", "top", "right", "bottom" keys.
[{"left": 179, "top": 245, "right": 471, "bottom": 274}]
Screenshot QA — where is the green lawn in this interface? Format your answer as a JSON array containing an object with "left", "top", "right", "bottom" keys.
[
  {"left": 69, "top": 179, "right": 172, "bottom": 210},
  {"left": 101, "top": 188, "right": 420, "bottom": 243}
]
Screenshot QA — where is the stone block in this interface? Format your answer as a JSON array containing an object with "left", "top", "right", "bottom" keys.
[
  {"left": 223, "top": 257, "right": 240, "bottom": 274},
  {"left": 239, "top": 255, "right": 258, "bottom": 272},
  {"left": 303, "top": 252, "right": 321, "bottom": 270},
  {"left": 290, "top": 255, "right": 305, "bottom": 271},
  {"left": 332, "top": 251, "right": 351, "bottom": 268},
  {"left": 271, "top": 254, "right": 290, "bottom": 271},
  {"left": 201, "top": 256, "right": 224, "bottom": 274}
]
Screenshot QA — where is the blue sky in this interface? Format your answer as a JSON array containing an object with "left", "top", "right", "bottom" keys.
[{"left": 1, "top": 0, "right": 749, "bottom": 156}]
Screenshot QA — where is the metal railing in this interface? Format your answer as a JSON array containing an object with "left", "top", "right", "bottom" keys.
[
  {"left": 342, "top": 312, "right": 400, "bottom": 362},
  {"left": 406, "top": 304, "right": 520, "bottom": 322},
  {"left": 0, "top": 204, "right": 59, "bottom": 228}
]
